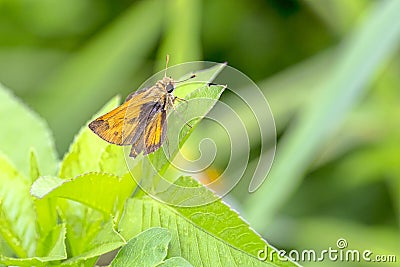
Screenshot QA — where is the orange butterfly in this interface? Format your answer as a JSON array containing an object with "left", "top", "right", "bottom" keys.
[{"left": 89, "top": 57, "right": 193, "bottom": 157}]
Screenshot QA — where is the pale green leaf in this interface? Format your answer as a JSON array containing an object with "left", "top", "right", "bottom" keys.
[
  {"left": 0, "top": 83, "right": 57, "bottom": 179},
  {"left": 0, "top": 155, "right": 37, "bottom": 257},
  {"left": 36, "top": 223, "right": 67, "bottom": 259},
  {"left": 173, "top": 62, "right": 226, "bottom": 99},
  {"left": 34, "top": 197, "right": 58, "bottom": 253},
  {"left": 111, "top": 228, "right": 171, "bottom": 267},
  {"left": 0, "top": 223, "right": 68, "bottom": 266},
  {"left": 29, "top": 150, "right": 41, "bottom": 182},
  {"left": 32, "top": 176, "right": 127, "bottom": 262},
  {"left": 31, "top": 176, "right": 65, "bottom": 199},
  {"left": 31, "top": 173, "right": 136, "bottom": 216},
  {"left": 62, "top": 218, "right": 125, "bottom": 265}
]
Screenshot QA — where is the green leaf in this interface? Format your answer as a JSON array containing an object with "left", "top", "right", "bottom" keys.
[
  {"left": 173, "top": 62, "right": 226, "bottom": 99},
  {"left": 0, "top": 155, "right": 37, "bottom": 257},
  {"left": 62, "top": 218, "right": 125, "bottom": 265},
  {"left": 157, "top": 257, "right": 193, "bottom": 267},
  {"left": 32, "top": 178, "right": 126, "bottom": 264},
  {"left": 59, "top": 96, "right": 121, "bottom": 178},
  {"left": 111, "top": 228, "right": 171, "bottom": 267},
  {"left": 0, "top": 83, "right": 58, "bottom": 180},
  {"left": 31, "top": 176, "right": 66, "bottom": 199},
  {"left": 30, "top": 150, "right": 41, "bottom": 182},
  {"left": 36, "top": 223, "right": 67, "bottom": 259},
  {"left": 119, "top": 177, "right": 296, "bottom": 267},
  {"left": 0, "top": 223, "right": 69, "bottom": 267},
  {"left": 34, "top": 197, "right": 58, "bottom": 254},
  {"left": 31, "top": 173, "right": 136, "bottom": 216}
]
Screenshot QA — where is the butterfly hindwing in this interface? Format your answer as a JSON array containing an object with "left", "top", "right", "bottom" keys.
[
  {"left": 144, "top": 109, "right": 167, "bottom": 155},
  {"left": 129, "top": 100, "right": 167, "bottom": 157}
]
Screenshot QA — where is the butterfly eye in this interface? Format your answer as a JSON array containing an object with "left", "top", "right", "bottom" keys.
[{"left": 166, "top": 83, "right": 174, "bottom": 93}]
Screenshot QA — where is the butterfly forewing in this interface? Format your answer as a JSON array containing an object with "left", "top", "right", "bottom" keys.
[
  {"left": 88, "top": 100, "right": 133, "bottom": 145},
  {"left": 89, "top": 81, "right": 173, "bottom": 157}
]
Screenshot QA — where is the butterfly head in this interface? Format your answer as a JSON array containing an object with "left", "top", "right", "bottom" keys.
[{"left": 160, "top": 76, "right": 176, "bottom": 93}]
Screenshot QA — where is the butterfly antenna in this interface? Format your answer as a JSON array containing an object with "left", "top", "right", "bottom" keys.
[
  {"left": 165, "top": 54, "right": 170, "bottom": 78},
  {"left": 176, "top": 74, "right": 196, "bottom": 83}
]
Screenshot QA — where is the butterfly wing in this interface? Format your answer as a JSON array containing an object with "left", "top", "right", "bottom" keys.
[
  {"left": 88, "top": 86, "right": 165, "bottom": 145},
  {"left": 144, "top": 109, "right": 167, "bottom": 155},
  {"left": 129, "top": 102, "right": 167, "bottom": 157}
]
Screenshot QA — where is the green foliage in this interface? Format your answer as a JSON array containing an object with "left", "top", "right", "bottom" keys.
[
  {"left": 0, "top": 84, "right": 58, "bottom": 180},
  {"left": 0, "top": 64, "right": 294, "bottom": 266},
  {"left": 0, "top": 155, "right": 37, "bottom": 257},
  {"left": 1, "top": 0, "right": 399, "bottom": 266},
  {"left": 118, "top": 178, "right": 293, "bottom": 267},
  {"left": 111, "top": 228, "right": 177, "bottom": 267}
]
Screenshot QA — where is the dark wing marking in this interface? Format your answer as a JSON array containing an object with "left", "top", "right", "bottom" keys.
[
  {"left": 129, "top": 131, "right": 146, "bottom": 157},
  {"left": 143, "top": 109, "right": 167, "bottom": 155},
  {"left": 129, "top": 101, "right": 167, "bottom": 157}
]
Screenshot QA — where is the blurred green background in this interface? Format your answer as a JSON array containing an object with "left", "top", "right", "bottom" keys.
[{"left": 0, "top": 0, "right": 399, "bottom": 266}]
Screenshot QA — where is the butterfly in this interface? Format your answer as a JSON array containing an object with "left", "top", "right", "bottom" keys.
[{"left": 89, "top": 57, "right": 194, "bottom": 157}]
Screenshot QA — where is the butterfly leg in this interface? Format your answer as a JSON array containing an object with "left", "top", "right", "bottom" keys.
[
  {"left": 171, "top": 103, "right": 192, "bottom": 129},
  {"left": 174, "top": 96, "right": 187, "bottom": 103}
]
